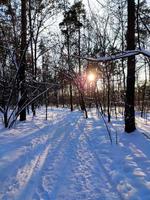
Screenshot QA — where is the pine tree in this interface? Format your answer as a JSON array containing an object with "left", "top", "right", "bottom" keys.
[
  {"left": 19, "top": 0, "right": 27, "bottom": 121},
  {"left": 125, "top": 0, "right": 136, "bottom": 133}
]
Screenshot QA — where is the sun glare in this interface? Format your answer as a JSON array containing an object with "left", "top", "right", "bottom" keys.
[{"left": 87, "top": 73, "right": 95, "bottom": 82}]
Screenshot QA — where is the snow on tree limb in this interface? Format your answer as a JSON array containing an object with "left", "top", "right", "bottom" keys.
[
  {"left": 77, "top": 49, "right": 150, "bottom": 63},
  {"left": 0, "top": 106, "right": 4, "bottom": 113},
  {"left": 140, "top": 49, "right": 150, "bottom": 57}
]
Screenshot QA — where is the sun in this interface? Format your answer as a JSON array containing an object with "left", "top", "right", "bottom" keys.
[{"left": 87, "top": 73, "right": 95, "bottom": 82}]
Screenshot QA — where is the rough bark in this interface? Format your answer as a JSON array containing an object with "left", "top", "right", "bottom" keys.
[
  {"left": 125, "top": 0, "right": 136, "bottom": 133},
  {"left": 19, "top": 0, "right": 27, "bottom": 121}
]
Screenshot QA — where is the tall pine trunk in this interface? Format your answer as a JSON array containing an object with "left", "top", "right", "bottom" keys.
[
  {"left": 125, "top": 0, "right": 136, "bottom": 132},
  {"left": 19, "top": 0, "right": 27, "bottom": 121},
  {"left": 67, "top": 34, "right": 73, "bottom": 112},
  {"left": 29, "top": 0, "right": 36, "bottom": 116}
]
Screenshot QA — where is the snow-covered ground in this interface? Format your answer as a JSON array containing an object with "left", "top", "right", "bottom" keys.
[{"left": 0, "top": 108, "right": 150, "bottom": 200}]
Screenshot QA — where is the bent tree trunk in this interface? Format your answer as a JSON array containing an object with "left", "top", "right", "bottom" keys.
[{"left": 125, "top": 0, "right": 136, "bottom": 133}]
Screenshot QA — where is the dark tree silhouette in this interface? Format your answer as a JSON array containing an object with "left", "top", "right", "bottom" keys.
[
  {"left": 19, "top": 0, "right": 27, "bottom": 121},
  {"left": 125, "top": 0, "right": 136, "bottom": 133}
]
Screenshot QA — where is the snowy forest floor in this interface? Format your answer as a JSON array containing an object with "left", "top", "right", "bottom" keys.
[{"left": 0, "top": 108, "right": 150, "bottom": 200}]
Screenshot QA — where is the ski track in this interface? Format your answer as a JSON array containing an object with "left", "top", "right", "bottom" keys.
[
  {"left": 0, "top": 113, "right": 77, "bottom": 199},
  {"left": 0, "top": 109, "right": 150, "bottom": 200}
]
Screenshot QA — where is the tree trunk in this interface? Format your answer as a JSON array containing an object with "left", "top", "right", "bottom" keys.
[
  {"left": 29, "top": 0, "right": 36, "bottom": 116},
  {"left": 19, "top": 0, "right": 27, "bottom": 121},
  {"left": 107, "top": 75, "right": 111, "bottom": 123},
  {"left": 125, "top": 0, "right": 136, "bottom": 133},
  {"left": 67, "top": 33, "right": 73, "bottom": 112},
  {"left": 141, "top": 63, "right": 147, "bottom": 117},
  {"left": 69, "top": 83, "right": 73, "bottom": 111}
]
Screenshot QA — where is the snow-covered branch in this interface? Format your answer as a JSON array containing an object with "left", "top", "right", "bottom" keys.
[{"left": 77, "top": 49, "right": 150, "bottom": 63}]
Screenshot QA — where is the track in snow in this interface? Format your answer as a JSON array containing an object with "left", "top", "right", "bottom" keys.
[{"left": 0, "top": 109, "right": 150, "bottom": 200}]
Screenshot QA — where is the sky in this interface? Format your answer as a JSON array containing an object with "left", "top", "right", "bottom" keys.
[{"left": 52, "top": 0, "right": 150, "bottom": 25}]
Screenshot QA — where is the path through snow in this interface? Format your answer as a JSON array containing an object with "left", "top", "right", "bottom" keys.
[{"left": 0, "top": 108, "right": 150, "bottom": 200}]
